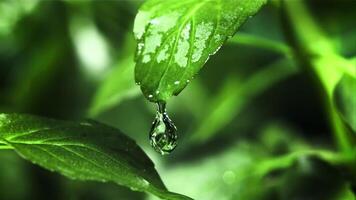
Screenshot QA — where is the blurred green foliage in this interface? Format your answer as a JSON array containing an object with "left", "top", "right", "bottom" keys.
[{"left": 0, "top": 0, "right": 355, "bottom": 200}]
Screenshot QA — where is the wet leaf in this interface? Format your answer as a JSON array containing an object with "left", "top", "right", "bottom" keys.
[
  {"left": 134, "top": 0, "right": 267, "bottom": 102},
  {"left": 0, "top": 114, "right": 191, "bottom": 200}
]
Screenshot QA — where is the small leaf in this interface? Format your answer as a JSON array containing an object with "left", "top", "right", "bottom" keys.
[
  {"left": 89, "top": 55, "right": 140, "bottom": 116},
  {"left": 334, "top": 74, "right": 356, "bottom": 133},
  {"left": 0, "top": 114, "right": 191, "bottom": 200},
  {"left": 134, "top": 0, "right": 267, "bottom": 102}
]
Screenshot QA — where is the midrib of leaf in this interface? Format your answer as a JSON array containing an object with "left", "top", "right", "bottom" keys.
[
  {"left": 8, "top": 133, "right": 146, "bottom": 170},
  {"left": 2, "top": 126, "right": 150, "bottom": 186},
  {"left": 6, "top": 127, "right": 53, "bottom": 141},
  {"left": 0, "top": 114, "right": 192, "bottom": 199},
  {"left": 8, "top": 140, "right": 150, "bottom": 190},
  {"left": 6, "top": 138, "right": 135, "bottom": 176},
  {"left": 14, "top": 143, "right": 109, "bottom": 180},
  {"left": 8, "top": 133, "right": 173, "bottom": 195}
]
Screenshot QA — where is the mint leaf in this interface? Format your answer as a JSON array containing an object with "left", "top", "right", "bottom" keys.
[
  {"left": 0, "top": 114, "right": 191, "bottom": 200},
  {"left": 134, "top": 0, "right": 267, "bottom": 102}
]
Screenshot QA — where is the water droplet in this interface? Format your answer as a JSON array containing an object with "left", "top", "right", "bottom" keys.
[
  {"left": 148, "top": 94, "right": 153, "bottom": 98},
  {"left": 174, "top": 81, "right": 180, "bottom": 85},
  {"left": 149, "top": 102, "right": 177, "bottom": 155}
]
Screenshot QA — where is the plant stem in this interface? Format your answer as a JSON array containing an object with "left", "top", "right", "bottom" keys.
[
  {"left": 0, "top": 145, "right": 13, "bottom": 150},
  {"left": 282, "top": 0, "right": 354, "bottom": 153},
  {"left": 227, "top": 33, "right": 293, "bottom": 57}
]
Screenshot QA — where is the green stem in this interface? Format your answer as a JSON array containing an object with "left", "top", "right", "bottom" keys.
[
  {"left": 0, "top": 144, "right": 13, "bottom": 150},
  {"left": 255, "top": 148, "right": 356, "bottom": 177},
  {"left": 0, "top": 139, "right": 13, "bottom": 149},
  {"left": 228, "top": 33, "right": 292, "bottom": 57},
  {"left": 282, "top": 0, "right": 354, "bottom": 153}
]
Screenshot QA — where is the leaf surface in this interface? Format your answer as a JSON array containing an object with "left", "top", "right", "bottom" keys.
[
  {"left": 134, "top": 0, "right": 267, "bottom": 102},
  {"left": 0, "top": 114, "right": 191, "bottom": 200}
]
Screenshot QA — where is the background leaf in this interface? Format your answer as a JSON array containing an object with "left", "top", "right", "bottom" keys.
[
  {"left": 149, "top": 122, "right": 354, "bottom": 200},
  {"left": 134, "top": 0, "right": 267, "bottom": 102},
  {"left": 190, "top": 58, "right": 298, "bottom": 143},
  {"left": 334, "top": 74, "right": 356, "bottom": 134},
  {"left": 0, "top": 113, "right": 191, "bottom": 200},
  {"left": 89, "top": 55, "right": 140, "bottom": 117}
]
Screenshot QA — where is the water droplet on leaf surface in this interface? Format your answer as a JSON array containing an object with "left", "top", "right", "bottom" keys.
[{"left": 149, "top": 102, "right": 177, "bottom": 155}]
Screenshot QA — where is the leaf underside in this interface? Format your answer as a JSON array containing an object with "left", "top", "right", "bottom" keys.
[{"left": 134, "top": 0, "right": 267, "bottom": 102}]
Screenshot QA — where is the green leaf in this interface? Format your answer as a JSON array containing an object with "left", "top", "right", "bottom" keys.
[
  {"left": 134, "top": 0, "right": 267, "bottom": 102},
  {"left": 0, "top": 114, "right": 191, "bottom": 200},
  {"left": 157, "top": 123, "right": 353, "bottom": 200},
  {"left": 89, "top": 55, "right": 140, "bottom": 117},
  {"left": 281, "top": 0, "right": 355, "bottom": 152},
  {"left": 190, "top": 58, "right": 298, "bottom": 143},
  {"left": 334, "top": 74, "right": 356, "bottom": 134}
]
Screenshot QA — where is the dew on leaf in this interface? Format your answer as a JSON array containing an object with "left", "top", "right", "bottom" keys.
[
  {"left": 149, "top": 102, "right": 177, "bottom": 155},
  {"left": 137, "top": 42, "right": 144, "bottom": 54}
]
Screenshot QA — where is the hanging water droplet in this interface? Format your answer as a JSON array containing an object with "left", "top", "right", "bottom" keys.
[{"left": 149, "top": 102, "right": 177, "bottom": 155}]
